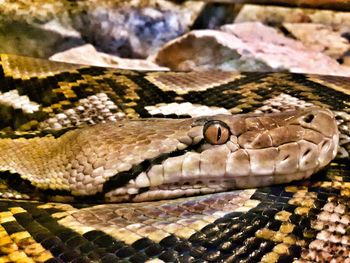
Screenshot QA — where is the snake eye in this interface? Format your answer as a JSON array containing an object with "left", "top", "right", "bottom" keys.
[{"left": 203, "top": 120, "right": 230, "bottom": 145}]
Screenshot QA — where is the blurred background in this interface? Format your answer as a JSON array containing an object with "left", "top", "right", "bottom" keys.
[{"left": 1, "top": 0, "right": 350, "bottom": 75}]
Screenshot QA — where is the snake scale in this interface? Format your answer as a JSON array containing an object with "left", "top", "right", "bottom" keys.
[{"left": 0, "top": 53, "right": 349, "bottom": 263}]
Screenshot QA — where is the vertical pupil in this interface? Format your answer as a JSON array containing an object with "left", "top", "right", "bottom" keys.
[{"left": 217, "top": 126, "right": 222, "bottom": 141}]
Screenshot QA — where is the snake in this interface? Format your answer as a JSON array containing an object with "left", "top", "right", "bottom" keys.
[{"left": 0, "top": 53, "right": 349, "bottom": 262}]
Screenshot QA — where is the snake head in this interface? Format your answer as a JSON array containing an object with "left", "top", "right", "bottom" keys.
[
  {"left": 103, "top": 108, "right": 338, "bottom": 202},
  {"left": 1, "top": 108, "right": 338, "bottom": 202}
]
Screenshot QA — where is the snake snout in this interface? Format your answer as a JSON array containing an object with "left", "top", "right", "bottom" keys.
[{"left": 297, "top": 108, "right": 338, "bottom": 138}]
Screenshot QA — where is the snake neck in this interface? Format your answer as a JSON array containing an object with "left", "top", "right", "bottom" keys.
[{"left": 0, "top": 133, "right": 75, "bottom": 190}]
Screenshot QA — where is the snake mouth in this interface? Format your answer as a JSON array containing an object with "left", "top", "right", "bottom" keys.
[
  {"left": 104, "top": 168, "right": 319, "bottom": 202},
  {"left": 104, "top": 179, "right": 232, "bottom": 202},
  {"left": 101, "top": 140, "right": 207, "bottom": 194}
]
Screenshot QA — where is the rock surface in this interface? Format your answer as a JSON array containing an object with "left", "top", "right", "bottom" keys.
[
  {"left": 235, "top": 4, "right": 350, "bottom": 32},
  {"left": 154, "top": 22, "right": 350, "bottom": 76},
  {"left": 0, "top": 1, "right": 83, "bottom": 57},
  {"left": 72, "top": 0, "right": 203, "bottom": 58},
  {"left": 0, "top": 20, "right": 83, "bottom": 58},
  {"left": 50, "top": 44, "right": 168, "bottom": 71},
  {"left": 0, "top": 0, "right": 203, "bottom": 58},
  {"left": 282, "top": 23, "right": 349, "bottom": 60}
]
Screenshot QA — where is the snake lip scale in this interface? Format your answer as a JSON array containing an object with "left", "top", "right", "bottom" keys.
[{"left": 0, "top": 107, "right": 339, "bottom": 202}]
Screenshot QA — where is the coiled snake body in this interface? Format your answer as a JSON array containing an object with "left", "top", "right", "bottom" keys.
[{"left": 0, "top": 54, "right": 349, "bottom": 262}]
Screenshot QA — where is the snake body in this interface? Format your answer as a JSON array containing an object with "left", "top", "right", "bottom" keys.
[{"left": 0, "top": 54, "right": 349, "bottom": 262}]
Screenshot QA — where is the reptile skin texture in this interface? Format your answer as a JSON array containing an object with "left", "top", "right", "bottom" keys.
[{"left": 0, "top": 54, "right": 349, "bottom": 263}]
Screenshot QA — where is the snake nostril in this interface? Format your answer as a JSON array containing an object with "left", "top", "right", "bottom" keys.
[
  {"left": 303, "top": 149, "right": 311, "bottom": 157},
  {"left": 283, "top": 155, "right": 289, "bottom": 161},
  {"left": 303, "top": 114, "right": 315, "bottom": 123}
]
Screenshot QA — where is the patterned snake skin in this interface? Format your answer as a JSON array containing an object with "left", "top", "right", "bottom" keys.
[{"left": 0, "top": 54, "right": 349, "bottom": 262}]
